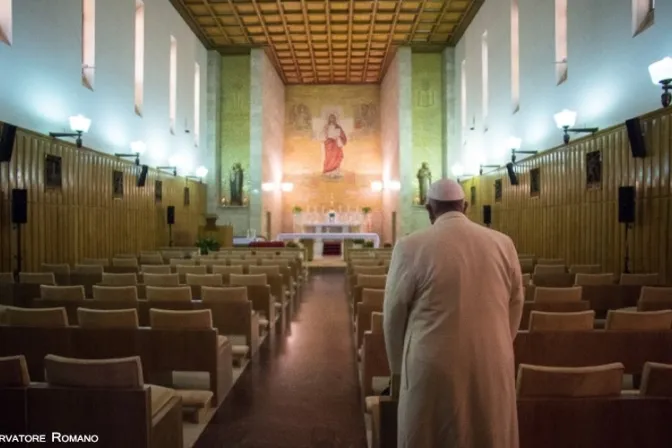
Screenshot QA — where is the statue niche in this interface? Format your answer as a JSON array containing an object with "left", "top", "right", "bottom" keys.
[
  {"left": 416, "top": 162, "right": 432, "bottom": 205},
  {"left": 229, "top": 163, "right": 244, "bottom": 206}
]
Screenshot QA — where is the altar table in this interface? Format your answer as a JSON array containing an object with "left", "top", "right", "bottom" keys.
[
  {"left": 302, "top": 223, "right": 361, "bottom": 233},
  {"left": 276, "top": 232, "right": 380, "bottom": 259}
]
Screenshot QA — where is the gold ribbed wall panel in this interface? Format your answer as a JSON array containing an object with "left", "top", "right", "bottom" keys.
[
  {"left": 463, "top": 108, "right": 671, "bottom": 283},
  {"left": 0, "top": 126, "right": 207, "bottom": 272}
]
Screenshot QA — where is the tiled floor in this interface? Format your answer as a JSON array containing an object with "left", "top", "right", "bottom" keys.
[{"left": 194, "top": 272, "right": 367, "bottom": 448}]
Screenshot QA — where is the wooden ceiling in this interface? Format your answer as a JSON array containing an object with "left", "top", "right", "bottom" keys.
[{"left": 172, "top": 0, "right": 482, "bottom": 85}]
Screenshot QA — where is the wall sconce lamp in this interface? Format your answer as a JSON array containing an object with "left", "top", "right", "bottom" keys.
[
  {"left": 157, "top": 166, "right": 177, "bottom": 176},
  {"left": 261, "top": 181, "right": 294, "bottom": 192},
  {"left": 648, "top": 57, "right": 672, "bottom": 107},
  {"left": 554, "top": 109, "right": 599, "bottom": 144},
  {"left": 370, "top": 180, "right": 401, "bottom": 192},
  {"left": 479, "top": 165, "right": 499, "bottom": 175},
  {"left": 280, "top": 182, "right": 294, "bottom": 192},
  {"left": 510, "top": 149, "right": 538, "bottom": 164},
  {"left": 49, "top": 115, "right": 91, "bottom": 148},
  {"left": 115, "top": 141, "right": 145, "bottom": 166},
  {"left": 451, "top": 164, "right": 477, "bottom": 183},
  {"left": 186, "top": 166, "right": 208, "bottom": 183}
]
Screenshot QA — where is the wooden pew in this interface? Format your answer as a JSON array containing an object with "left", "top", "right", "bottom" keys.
[
  {"left": 514, "top": 330, "right": 672, "bottom": 374},
  {"left": 30, "top": 299, "right": 261, "bottom": 356},
  {"left": 27, "top": 383, "right": 183, "bottom": 448},
  {"left": 373, "top": 396, "right": 672, "bottom": 448},
  {"left": 0, "top": 326, "right": 233, "bottom": 405}
]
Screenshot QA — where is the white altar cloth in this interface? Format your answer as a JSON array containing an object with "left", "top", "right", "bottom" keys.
[
  {"left": 276, "top": 232, "right": 380, "bottom": 258},
  {"left": 302, "top": 222, "right": 361, "bottom": 233}
]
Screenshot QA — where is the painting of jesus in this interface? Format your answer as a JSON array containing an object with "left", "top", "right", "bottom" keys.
[{"left": 321, "top": 114, "right": 348, "bottom": 178}]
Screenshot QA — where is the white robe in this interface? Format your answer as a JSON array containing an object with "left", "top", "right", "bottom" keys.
[{"left": 383, "top": 211, "right": 524, "bottom": 448}]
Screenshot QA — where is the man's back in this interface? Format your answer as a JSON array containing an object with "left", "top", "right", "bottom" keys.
[
  {"left": 385, "top": 211, "right": 523, "bottom": 448},
  {"left": 404, "top": 211, "right": 519, "bottom": 361}
]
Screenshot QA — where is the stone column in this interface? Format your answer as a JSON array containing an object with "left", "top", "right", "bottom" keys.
[
  {"left": 443, "top": 47, "right": 458, "bottom": 180},
  {"left": 248, "top": 49, "right": 264, "bottom": 236},
  {"left": 205, "top": 50, "right": 221, "bottom": 214},
  {"left": 396, "top": 47, "right": 414, "bottom": 238}
]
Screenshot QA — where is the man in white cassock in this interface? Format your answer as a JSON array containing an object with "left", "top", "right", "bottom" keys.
[{"left": 383, "top": 178, "right": 524, "bottom": 448}]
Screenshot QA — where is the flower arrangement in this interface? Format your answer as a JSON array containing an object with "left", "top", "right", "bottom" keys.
[
  {"left": 362, "top": 206, "right": 372, "bottom": 214},
  {"left": 292, "top": 206, "right": 303, "bottom": 214},
  {"left": 195, "top": 237, "right": 220, "bottom": 255}
]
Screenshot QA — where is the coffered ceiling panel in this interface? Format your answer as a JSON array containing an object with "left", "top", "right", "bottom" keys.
[{"left": 172, "top": 0, "right": 483, "bottom": 84}]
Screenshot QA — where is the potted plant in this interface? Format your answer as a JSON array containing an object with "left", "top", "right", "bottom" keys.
[
  {"left": 363, "top": 240, "right": 374, "bottom": 248},
  {"left": 352, "top": 238, "right": 365, "bottom": 249},
  {"left": 292, "top": 206, "right": 303, "bottom": 214},
  {"left": 195, "top": 237, "right": 220, "bottom": 255},
  {"left": 362, "top": 206, "right": 371, "bottom": 215}
]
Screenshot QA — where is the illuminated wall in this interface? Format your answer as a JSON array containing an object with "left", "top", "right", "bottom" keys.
[
  {"left": 381, "top": 53, "right": 400, "bottom": 244},
  {"left": 454, "top": 0, "right": 671, "bottom": 168},
  {"left": 260, "top": 51, "right": 285, "bottom": 239},
  {"left": 218, "top": 54, "right": 251, "bottom": 233},
  {"left": 461, "top": 107, "right": 672, "bottom": 284},
  {"left": 410, "top": 52, "right": 444, "bottom": 231},
  {"left": 0, "top": 124, "right": 206, "bottom": 272},
  {"left": 0, "top": 0, "right": 208, "bottom": 171},
  {"left": 282, "top": 85, "right": 383, "bottom": 235}
]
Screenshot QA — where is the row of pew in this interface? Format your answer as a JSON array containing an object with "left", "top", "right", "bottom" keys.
[
  {"left": 0, "top": 248, "right": 308, "bottom": 447},
  {"left": 346, "top": 252, "right": 672, "bottom": 447}
]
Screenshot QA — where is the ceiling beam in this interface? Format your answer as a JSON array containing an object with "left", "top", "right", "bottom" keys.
[
  {"left": 325, "top": 0, "right": 334, "bottom": 84},
  {"left": 248, "top": 0, "right": 288, "bottom": 84},
  {"left": 448, "top": 0, "right": 485, "bottom": 46},
  {"left": 225, "top": 0, "right": 252, "bottom": 45},
  {"left": 345, "top": 0, "right": 354, "bottom": 82},
  {"left": 299, "top": 0, "right": 319, "bottom": 83},
  {"left": 168, "top": 0, "right": 214, "bottom": 49},
  {"left": 376, "top": 0, "right": 405, "bottom": 83},
  {"left": 426, "top": 0, "right": 455, "bottom": 43},
  {"left": 361, "top": 0, "right": 381, "bottom": 83},
  {"left": 201, "top": 0, "right": 233, "bottom": 45},
  {"left": 407, "top": 0, "right": 430, "bottom": 45}
]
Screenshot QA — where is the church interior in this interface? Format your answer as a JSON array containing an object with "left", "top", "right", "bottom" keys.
[{"left": 0, "top": 0, "right": 671, "bottom": 446}]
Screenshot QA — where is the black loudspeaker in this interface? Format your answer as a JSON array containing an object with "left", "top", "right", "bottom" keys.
[
  {"left": 137, "top": 165, "right": 148, "bottom": 187},
  {"left": 166, "top": 206, "right": 175, "bottom": 225},
  {"left": 625, "top": 117, "right": 646, "bottom": 158},
  {"left": 11, "top": 189, "right": 28, "bottom": 224},
  {"left": 0, "top": 124, "right": 17, "bottom": 162},
  {"left": 505, "top": 162, "right": 519, "bottom": 186},
  {"left": 618, "top": 186, "right": 636, "bottom": 224},
  {"left": 483, "top": 205, "right": 492, "bottom": 225}
]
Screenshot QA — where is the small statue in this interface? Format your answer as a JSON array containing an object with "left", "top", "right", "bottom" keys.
[
  {"left": 229, "top": 163, "right": 244, "bottom": 206},
  {"left": 417, "top": 162, "right": 432, "bottom": 205}
]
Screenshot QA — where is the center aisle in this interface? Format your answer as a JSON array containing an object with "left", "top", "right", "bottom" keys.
[{"left": 194, "top": 271, "right": 368, "bottom": 448}]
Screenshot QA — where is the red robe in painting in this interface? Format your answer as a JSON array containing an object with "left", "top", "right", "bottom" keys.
[{"left": 322, "top": 122, "right": 347, "bottom": 175}]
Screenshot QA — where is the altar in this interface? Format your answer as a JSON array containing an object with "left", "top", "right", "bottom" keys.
[
  {"left": 276, "top": 232, "right": 380, "bottom": 259},
  {"left": 303, "top": 223, "right": 361, "bottom": 233},
  {"left": 286, "top": 204, "right": 378, "bottom": 258}
]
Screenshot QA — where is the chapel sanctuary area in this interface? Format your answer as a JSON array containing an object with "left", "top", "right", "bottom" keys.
[{"left": 0, "top": 0, "right": 672, "bottom": 447}]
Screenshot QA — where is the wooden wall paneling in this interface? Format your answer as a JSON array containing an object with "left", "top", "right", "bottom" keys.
[
  {"left": 0, "top": 125, "right": 207, "bottom": 272},
  {"left": 460, "top": 108, "right": 672, "bottom": 284}
]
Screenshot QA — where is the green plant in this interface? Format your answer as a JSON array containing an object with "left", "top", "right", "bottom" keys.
[
  {"left": 195, "top": 237, "right": 220, "bottom": 255},
  {"left": 292, "top": 206, "right": 303, "bottom": 213},
  {"left": 363, "top": 241, "right": 374, "bottom": 248},
  {"left": 352, "top": 238, "right": 365, "bottom": 245},
  {"left": 361, "top": 206, "right": 372, "bottom": 214}
]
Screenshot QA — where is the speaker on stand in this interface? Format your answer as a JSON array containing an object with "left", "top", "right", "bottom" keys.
[
  {"left": 618, "top": 186, "right": 635, "bottom": 273},
  {"left": 167, "top": 206, "right": 175, "bottom": 247},
  {"left": 11, "top": 189, "right": 27, "bottom": 278},
  {"left": 483, "top": 205, "right": 492, "bottom": 228}
]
